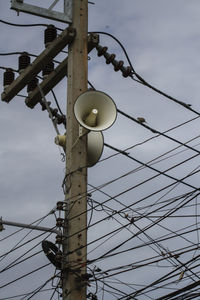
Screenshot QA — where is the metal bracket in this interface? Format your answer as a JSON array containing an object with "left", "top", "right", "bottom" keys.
[
  {"left": 79, "top": 126, "right": 89, "bottom": 138},
  {"left": 11, "top": 0, "right": 72, "bottom": 24},
  {"left": 0, "top": 217, "right": 59, "bottom": 234}
]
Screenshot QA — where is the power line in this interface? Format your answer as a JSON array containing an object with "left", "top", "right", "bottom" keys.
[
  {"left": 0, "top": 288, "right": 55, "bottom": 300},
  {"left": 0, "top": 263, "right": 51, "bottom": 289},
  {"left": 0, "top": 18, "right": 63, "bottom": 31},
  {"left": 91, "top": 31, "right": 200, "bottom": 117}
]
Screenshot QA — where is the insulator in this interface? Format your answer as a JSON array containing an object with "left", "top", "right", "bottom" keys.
[
  {"left": 62, "top": 118, "right": 66, "bottom": 127},
  {"left": 44, "top": 25, "right": 57, "bottom": 47},
  {"left": 104, "top": 53, "right": 116, "bottom": 64},
  {"left": 41, "top": 101, "right": 51, "bottom": 111},
  {"left": 122, "top": 66, "right": 132, "bottom": 78},
  {"left": 42, "top": 61, "right": 54, "bottom": 77},
  {"left": 50, "top": 107, "right": 58, "bottom": 117},
  {"left": 18, "top": 52, "right": 30, "bottom": 73},
  {"left": 113, "top": 60, "right": 124, "bottom": 71},
  {"left": 56, "top": 218, "right": 65, "bottom": 227},
  {"left": 87, "top": 293, "right": 98, "bottom": 300},
  {"left": 27, "top": 77, "right": 38, "bottom": 93},
  {"left": 57, "top": 201, "right": 64, "bottom": 211},
  {"left": 56, "top": 114, "right": 65, "bottom": 125},
  {"left": 56, "top": 235, "right": 64, "bottom": 244},
  {"left": 3, "top": 68, "right": 15, "bottom": 88},
  {"left": 96, "top": 45, "right": 108, "bottom": 57}
]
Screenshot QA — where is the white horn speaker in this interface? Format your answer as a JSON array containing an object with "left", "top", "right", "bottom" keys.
[
  {"left": 88, "top": 131, "right": 104, "bottom": 167},
  {"left": 74, "top": 90, "right": 117, "bottom": 131},
  {"left": 54, "top": 132, "right": 104, "bottom": 167}
]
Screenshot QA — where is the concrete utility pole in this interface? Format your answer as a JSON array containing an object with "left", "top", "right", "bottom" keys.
[{"left": 62, "top": 0, "right": 88, "bottom": 299}]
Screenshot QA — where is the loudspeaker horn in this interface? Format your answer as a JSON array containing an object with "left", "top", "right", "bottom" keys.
[
  {"left": 54, "top": 135, "right": 66, "bottom": 149},
  {"left": 54, "top": 132, "right": 104, "bottom": 167},
  {"left": 88, "top": 131, "right": 104, "bottom": 167},
  {"left": 74, "top": 90, "right": 117, "bottom": 131}
]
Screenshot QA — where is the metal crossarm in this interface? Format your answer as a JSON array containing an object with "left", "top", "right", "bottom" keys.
[{"left": 11, "top": 0, "right": 72, "bottom": 24}]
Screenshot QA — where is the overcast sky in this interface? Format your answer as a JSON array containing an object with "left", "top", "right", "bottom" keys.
[{"left": 1, "top": 1, "right": 200, "bottom": 299}]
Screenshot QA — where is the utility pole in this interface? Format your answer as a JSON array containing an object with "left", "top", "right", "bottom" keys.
[{"left": 62, "top": 0, "right": 88, "bottom": 299}]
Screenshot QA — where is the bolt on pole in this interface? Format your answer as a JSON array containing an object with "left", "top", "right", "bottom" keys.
[{"left": 62, "top": 0, "right": 88, "bottom": 299}]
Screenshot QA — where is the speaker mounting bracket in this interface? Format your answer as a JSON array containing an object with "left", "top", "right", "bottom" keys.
[{"left": 79, "top": 126, "right": 89, "bottom": 138}]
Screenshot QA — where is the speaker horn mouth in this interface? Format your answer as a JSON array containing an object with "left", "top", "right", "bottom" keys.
[
  {"left": 87, "top": 131, "right": 104, "bottom": 167},
  {"left": 74, "top": 90, "right": 117, "bottom": 131},
  {"left": 54, "top": 132, "right": 104, "bottom": 167}
]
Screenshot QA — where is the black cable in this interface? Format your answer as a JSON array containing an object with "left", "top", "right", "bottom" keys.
[
  {"left": 87, "top": 198, "right": 94, "bottom": 228},
  {"left": 62, "top": 132, "right": 199, "bottom": 217},
  {"left": 0, "top": 263, "right": 51, "bottom": 289},
  {"left": 24, "top": 274, "right": 58, "bottom": 300},
  {"left": 117, "top": 109, "right": 200, "bottom": 156},
  {"left": 89, "top": 191, "right": 200, "bottom": 265},
  {"left": 95, "top": 222, "right": 200, "bottom": 267},
  {"left": 0, "top": 19, "right": 63, "bottom": 31},
  {"left": 0, "top": 210, "right": 54, "bottom": 243},
  {"left": 156, "top": 278, "right": 200, "bottom": 300},
  {"left": 0, "top": 228, "right": 55, "bottom": 260},
  {"left": 0, "top": 288, "right": 54, "bottom": 300},
  {"left": 96, "top": 255, "right": 200, "bottom": 299},
  {"left": 66, "top": 141, "right": 200, "bottom": 227},
  {"left": 1, "top": 230, "right": 53, "bottom": 273},
  {"left": 0, "top": 19, "right": 48, "bottom": 27},
  {"left": 0, "top": 250, "right": 41, "bottom": 273},
  {"left": 0, "top": 211, "right": 55, "bottom": 263},
  {"left": 51, "top": 89, "right": 64, "bottom": 116},
  {"left": 88, "top": 79, "right": 200, "bottom": 169},
  {"left": 0, "top": 51, "right": 37, "bottom": 57},
  {"left": 61, "top": 165, "right": 200, "bottom": 251},
  {"left": 68, "top": 191, "right": 198, "bottom": 272},
  {"left": 94, "top": 244, "right": 198, "bottom": 280},
  {"left": 91, "top": 31, "right": 200, "bottom": 117},
  {"left": 105, "top": 142, "right": 200, "bottom": 192},
  {"left": 118, "top": 252, "right": 200, "bottom": 299},
  {"left": 88, "top": 190, "right": 199, "bottom": 251},
  {"left": 97, "top": 279, "right": 134, "bottom": 299},
  {"left": 87, "top": 194, "right": 182, "bottom": 269},
  {"left": 1, "top": 27, "right": 198, "bottom": 300}
]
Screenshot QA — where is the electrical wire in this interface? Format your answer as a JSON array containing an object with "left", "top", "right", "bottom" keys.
[
  {"left": 65, "top": 190, "right": 199, "bottom": 273},
  {"left": 0, "top": 263, "right": 51, "bottom": 289},
  {"left": 2, "top": 14, "right": 200, "bottom": 300},
  {"left": 60, "top": 168, "right": 200, "bottom": 251},
  {"left": 64, "top": 140, "right": 200, "bottom": 227},
  {"left": 0, "top": 228, "right": 56, "bottom": 260},
  {"left": 0, "top": 288, "right": 55, "bottom": 300},
  {"left": 88, "top": 191, "right": 200, "bottom": 265},
  {"left": 0, "top": 19, "right": 63, "bottom": 31},
  {"left": 51, "top": 89, "right": 64, "bottom": 116},
  {"left": 91, "top": 31, "right": 200, "bottom": 117},
  {"left": 23, "top": 274, "right": 58, "bottom": 300},
  {"left": 0, "top": 209, "right": 55, "bottom": 242},
  {"left": 1, "top": 230, "right": 54, "bottom": 274}
]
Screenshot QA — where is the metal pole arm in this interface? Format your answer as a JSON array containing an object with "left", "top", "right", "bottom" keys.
[{"left": 0, "top": 218, "right": 59, "bottom": 234}]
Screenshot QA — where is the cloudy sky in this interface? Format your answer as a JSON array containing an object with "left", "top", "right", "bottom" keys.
[{"left": 1, "top": 0, "right": 200, "bottom": 299}]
